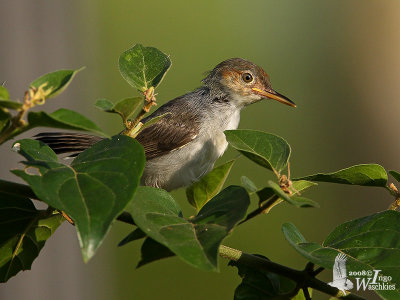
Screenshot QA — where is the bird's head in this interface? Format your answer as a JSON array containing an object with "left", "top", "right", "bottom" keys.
[{"left": 202, "top": 58, "right": 295, "bottom": 108}]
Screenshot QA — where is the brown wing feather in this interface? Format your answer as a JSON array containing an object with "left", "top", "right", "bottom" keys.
[{"left": 136, "top": 113, "right": 199, "bottom": 160}]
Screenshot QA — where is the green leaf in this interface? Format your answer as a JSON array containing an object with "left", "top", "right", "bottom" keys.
[
  {"left": 240, "top": 176, "right": 258, "bottom": 193},
  {"left": 186, "top": 160, "right": 235, "bottom": 211},
  {"left": 27, "top": 108, "right": 107, "bottom": 137},
  {"left": 118, "top": 44, "right": 171, "bottom": 91},
  {"left": 297, "top": 164, "right": 388, "bottom": 187},
  {"left": 137, "top": 238, "right": 174, "bottom": 268},
  {"left": 267, "top": 181, "right": 319, "bottom": 208},
  {"left": 225, "top": 130, "right": 290, "bottom": 173},
  {"left": 229, "top": 255, "right": 310, "bottom": 299},
  {"left": 118, "top": 228, "right": 146, "bottom": 247},
  {"left": 0, "top": 179, "right": 37, "bottom": 200},
  {"left": 0, "top": 86, "right": 10, "bottom": 100},
  {"left": 127, "top": 186, "right": 249, "bottom": 271},
  {"left": 0, "top": 193, "right": 64, "bottom": 282},
  {"left": 95, "top": 97, "right": 142, "bottom": 123},
  {"left": 389, "top": 170, "right": 400, "bottom": 182},
  {"left": 0, "top": 100, "right": 22, "bottom": 110},
  {"left": 12, "top": 136, "right": 145, "bottom": 262},
  {"left": 30, "top": 68, "right": 83, "bottom": 99},
  {"left": 0, "top": 109, "right": 11, "bottom": 134},
  {"left": 282, "top": 210, "right": 400, "bottom": 299}
]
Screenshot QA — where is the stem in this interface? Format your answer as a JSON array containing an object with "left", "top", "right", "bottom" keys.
[
  {"left": 239, "top": 195, "right": 280, "bottom": 225},
  {"left": 219, "top": 245, "right": 365, "bottom": 300},
  {"left": 123, "top": 87, "right": 157, "bottom": 137}
]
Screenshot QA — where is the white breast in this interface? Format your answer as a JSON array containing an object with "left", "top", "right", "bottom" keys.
[{"left": 142, "top": 107, "right": 241, "bottom": 191}]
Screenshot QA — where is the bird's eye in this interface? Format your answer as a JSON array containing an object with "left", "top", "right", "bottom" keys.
[{"left": 241, "top": 72, "right": 253, "bottom": 83}]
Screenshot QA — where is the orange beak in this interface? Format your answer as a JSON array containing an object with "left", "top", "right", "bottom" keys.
[{"left": 252, "top": 87, "right": 296, "bottom": 107}]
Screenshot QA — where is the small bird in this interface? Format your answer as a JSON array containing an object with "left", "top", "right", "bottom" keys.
[
  {"left": 328, "top": 253, "right": 354, "bottom": 294},
  {"left": 37, "top": 58, "right": 295, "bottom": 191}
]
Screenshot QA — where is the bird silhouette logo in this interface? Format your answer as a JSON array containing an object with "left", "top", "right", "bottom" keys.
[{"left": 328, "top": 253, "right": 354, "bottom": 294}]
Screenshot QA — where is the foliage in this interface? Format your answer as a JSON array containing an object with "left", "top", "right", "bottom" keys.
[{"left": 0, "top": 43, "right": 399, "bottom": 299}]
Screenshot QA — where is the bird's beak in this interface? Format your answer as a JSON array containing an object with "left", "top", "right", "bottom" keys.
[{"left": 252, "top": 87, "right": 296, "bottom": 107}]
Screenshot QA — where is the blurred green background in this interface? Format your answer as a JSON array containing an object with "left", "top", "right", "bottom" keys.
[{"left": 1, "top": 1, "right": 399, "bottom": 299}]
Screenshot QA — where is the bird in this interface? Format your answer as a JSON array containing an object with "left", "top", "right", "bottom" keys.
[
  {"left": 36, "top": 58, "right": 295, "bottom": 191},
  {"left": 328, "top": 253, "right": 354, "bottom": 294}
]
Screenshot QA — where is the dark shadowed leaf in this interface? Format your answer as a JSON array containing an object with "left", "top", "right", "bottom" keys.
[
  {"left": 0, "top": 100, "right": 22, "bottom": 110},
  {"left": 0, "top": 179, "right": 37, "bottom": 200},
  {"left": 119, "top": 44, "right": 171, "bottom": 91},
  {"left": 282, "top": 210, "right": 400, "bottom": 299},
  {"left": 0, "top": 109, "right": 11, "bottom": 134},
  {"left": 389, "top": 170, "right": 400, "bottom": 182},
  {"left": 229, "top": 255, "right": 310, "bottom": 300},
  {"left": 30, "top": 68, "right": 83, "bottom": 99},
  {"left": 118, "top": 227, "right": 146, "bottom": 247},
  {"left": 27, "top": 108, "right": 107, "bottom": 136},
  {"left": 225, "top": 130, "right": 290, "bottom": 173},
  {"left": 0, "top": 193, "right": 64, "bottom": 282},
  {"left": 95, "top": 97, "right": 142, "bottom": 123},
  {"left": 0, "top": 86, "right": 10, "bottom": 100},
  {"left": 127, "top": 186, "right": 249, "bottom": 271},
  {"left": 137, "top": 238, "right": 174, "bottom": 268},
  {"left": 297, "top": 164, "right": 388, "bottom": 187},
  {"left": 186, "top": 160, "right": 235, "bottom": 211},
  {"left": 12, "top": 136, "right": 145, "bottom": 262}
]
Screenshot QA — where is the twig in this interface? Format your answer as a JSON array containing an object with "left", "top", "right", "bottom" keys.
[
  {"left": 219, "top": 245, "right": 366, "bottom": 300},
  {"left": 123, "top": 87, "right": 157, "bottom": 137},
  {"left": 388, "top": 183, "right": 400, "bottom": 210},
  {"left": 238, "top": 195, "right": 280, "bottom": 225}
]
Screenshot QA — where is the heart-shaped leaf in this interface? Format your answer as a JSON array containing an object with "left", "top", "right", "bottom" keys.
[
  {"left": 12, "top": 136, "right": 145, "bottom": 262},
  {"left": 282, "top": 210, "right": 400, "bottom": 299},
  {"left": 119, "top": 44, "right": 171, "bottom": 91},
  {"left": 27, "top": 108, "right": 107, "bottom": 137},
  {"left": 30, "top": 68, "right": 83, "bottom": 99},
  {"left": 297, "top": 164, "right": 388, "bottom": 187},
  {"left": 127, "top": 185, "right": 249, "bottom": 271},
  {"left": 0, "top": 193, "right": 64, "bottom": 282},
  {"left": 95, "top": 97, "right": 142, "bottom": 123},
  {"left": 186, "top": 160, "right": 235, "bottom": 211},
  {"left": 225, "top": 130, "right": 290, "bottom": 173}
]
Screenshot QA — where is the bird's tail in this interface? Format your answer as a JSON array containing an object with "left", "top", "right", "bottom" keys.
[{"left": 35, "top": 132, "right": 103, "bottom": 155}]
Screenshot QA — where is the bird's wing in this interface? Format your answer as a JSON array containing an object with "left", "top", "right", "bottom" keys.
[
  {"left": 332, "top": 253, "right": 348, "bottom": 281},
  {"left": 135, "top": 111, "right": 200, "bottom": 160}
]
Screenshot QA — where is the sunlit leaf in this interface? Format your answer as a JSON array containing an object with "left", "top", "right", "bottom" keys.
[
  {"left": 119, "top": 44, "right": 171, "bottom": 91},
  {"left": 186, "top": 160, "right": 235, "bottom": 211},
  {"left": 240, "top": 176, "right": 258, "bottom": 193},
  {"left": 12, "top": 136, "right": 145, "bottom": 262},
  {"left": 30, "top": 68, "right": 83, "bottom": 99},
  {"left": 27, "top": 108, "right": 107, "bottom": 137},
  {"left": 95, "top": 97, "right": 142, "bottom": 123},
  {"left": 297, "top": 164, "right": 387, "bottom": 187},
  {"left": 225, "top": 130, "right": 290, "bottom": 173},
  {"left": 0, "top": 100, "right": 22, "bottom": 110},
  {"left": 0, "top": 86, "right": 10, "bottom": 100}
]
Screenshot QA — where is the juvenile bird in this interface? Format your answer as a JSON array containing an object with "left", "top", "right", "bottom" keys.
[{"left": 37, "top": 58, "right": 295, "bottom": 191}]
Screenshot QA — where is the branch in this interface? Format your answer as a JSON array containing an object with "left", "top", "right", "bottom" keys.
[{"left": 219, "top": 245, "right": 365, "bottom": 300}]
